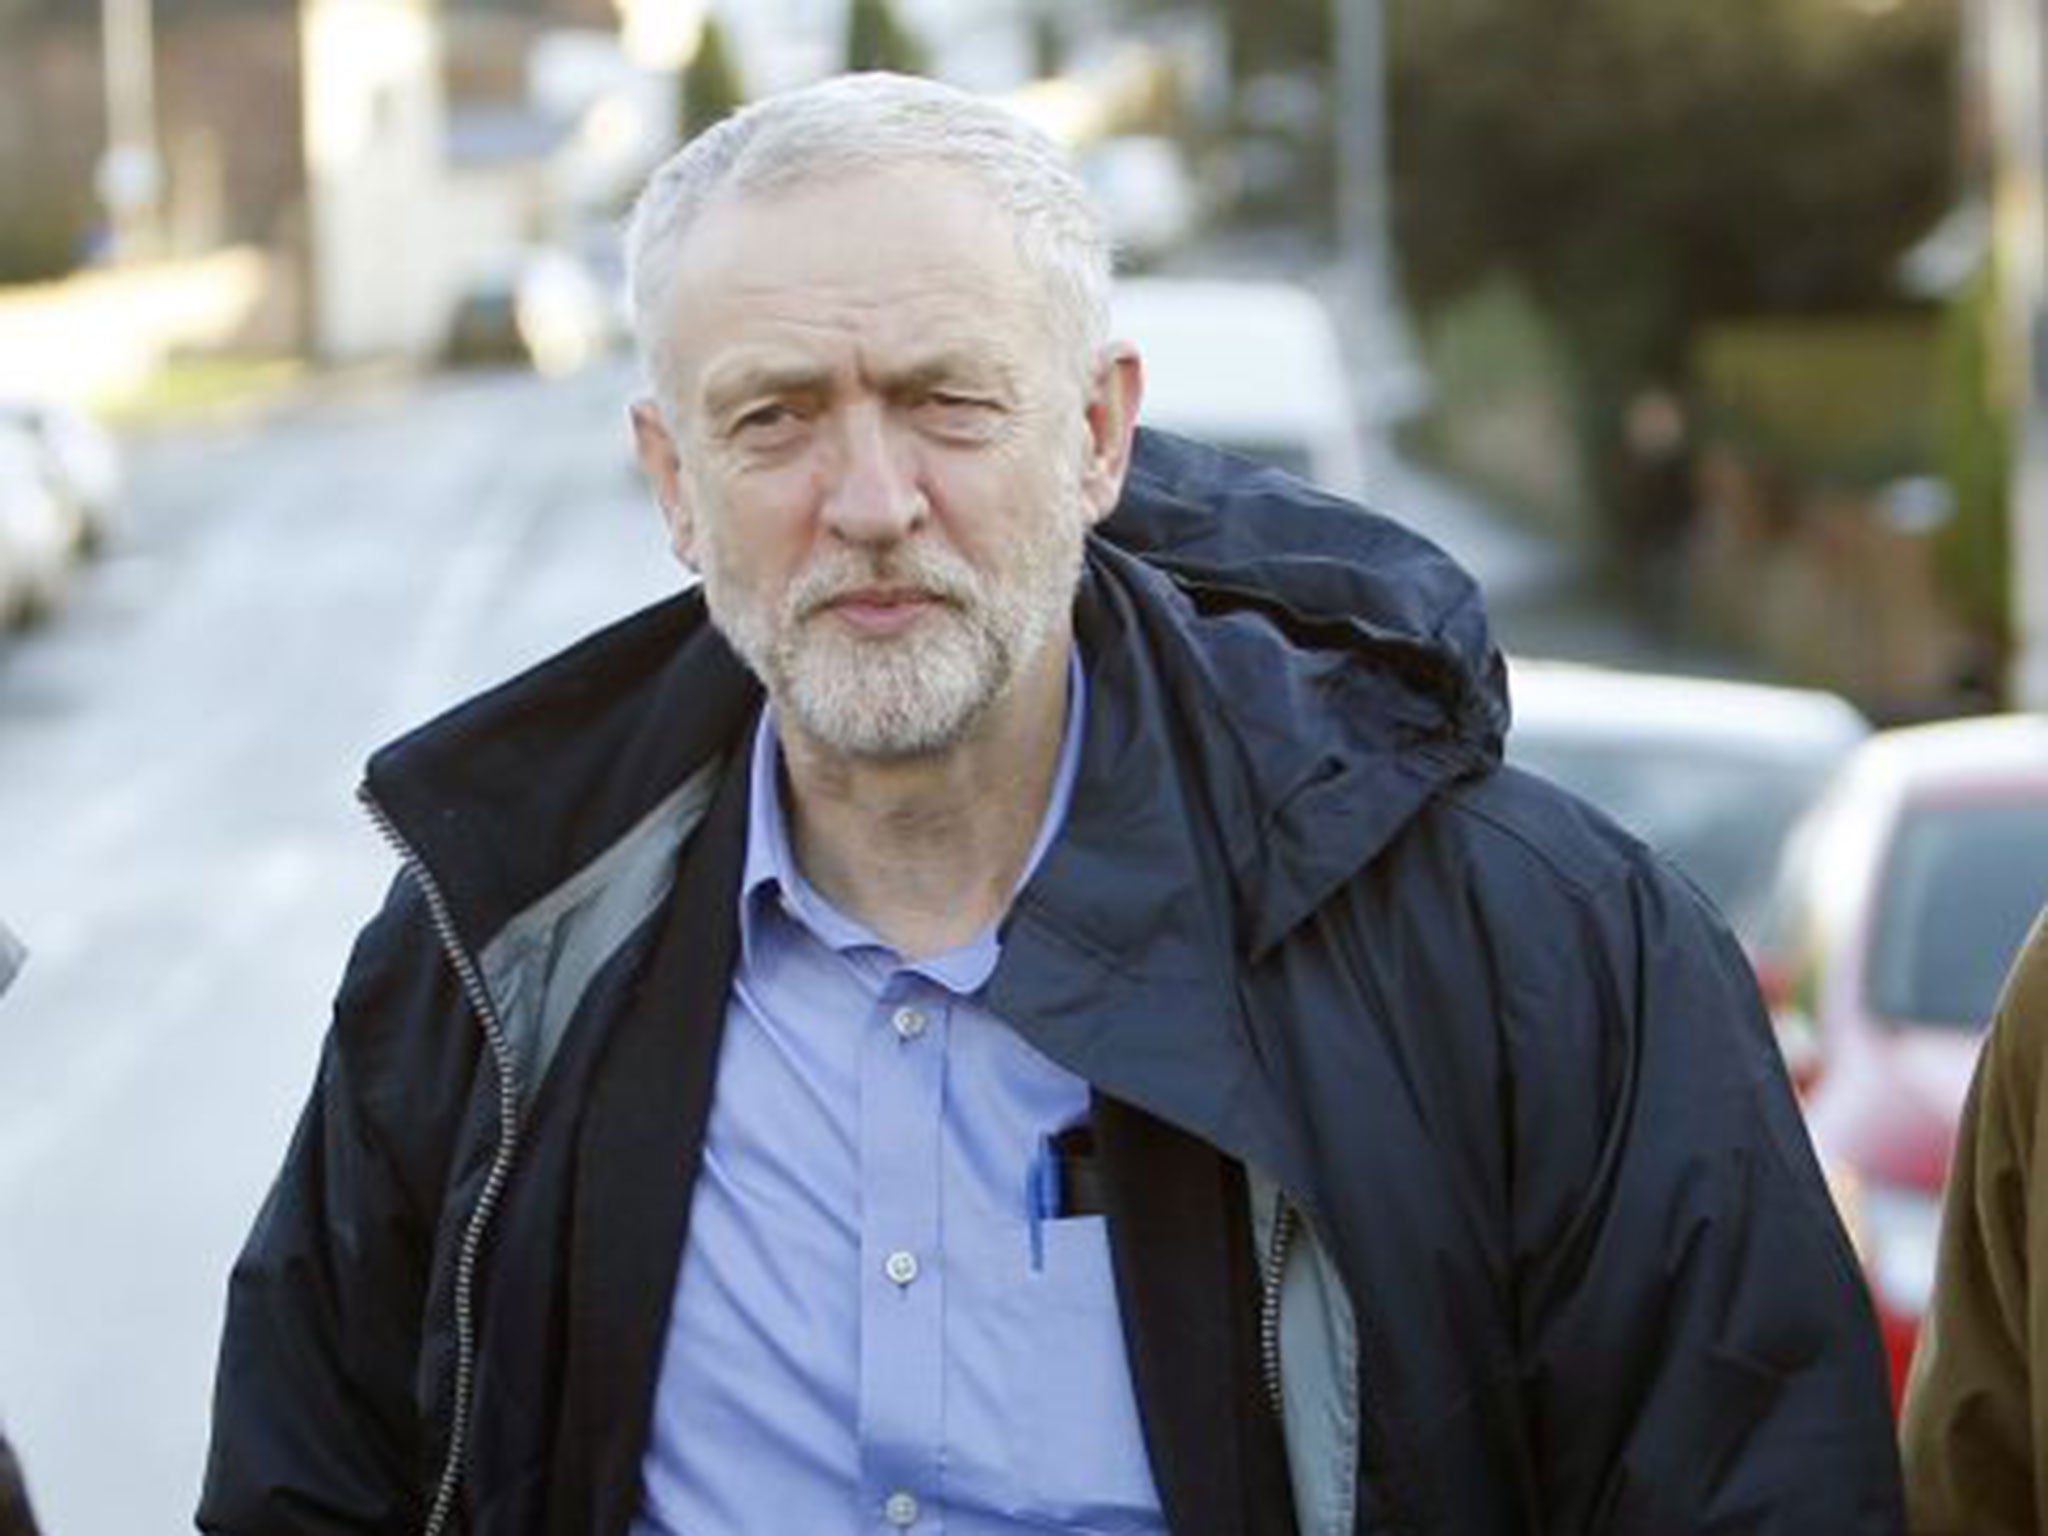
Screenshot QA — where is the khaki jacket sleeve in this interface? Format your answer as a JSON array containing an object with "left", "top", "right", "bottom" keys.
[{"left": 1902, "top": 911, "right": 2048, "bottom": 1536}]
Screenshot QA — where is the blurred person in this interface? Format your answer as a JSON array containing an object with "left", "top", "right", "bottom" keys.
[
  {"left": 0, "top": 923, "right": 40, "bottom": 1536},
  {"left": 1901, "top": 908, "right": 2048, "bottom": 1533},
  {"left": 199, "top": 73, "right": 1902, "bottom": 1535},
  {"left": 1613, "top": 383, "right": 1695, "bottom": 640}
]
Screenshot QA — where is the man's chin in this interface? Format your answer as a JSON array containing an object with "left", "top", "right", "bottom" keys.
[
  {"left": 786, "top": 696, "right": 981, "bottom": 760},
  {"left": 775, "top": 668, "right": 991, "bottom": 762}
]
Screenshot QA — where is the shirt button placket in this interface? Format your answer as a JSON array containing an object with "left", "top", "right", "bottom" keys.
[{"left": 860, "top": 982, "right": 947, "bottom": 1529}]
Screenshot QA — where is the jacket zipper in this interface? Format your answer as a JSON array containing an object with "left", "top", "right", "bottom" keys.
[
  {"left": 361, "top": 787, "right": 526, "bottom": 1536},
  {"left": 1260, "top": 1193, "right": 1300, "bottom": 1425}
]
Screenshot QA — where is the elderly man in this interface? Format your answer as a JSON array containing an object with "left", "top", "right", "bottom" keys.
[{"left": 201, "top": 73, "right": 1901, "bottom": 1535}]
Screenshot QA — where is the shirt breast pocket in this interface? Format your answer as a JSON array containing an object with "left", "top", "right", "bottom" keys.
[{"left": 999, "top": 1214, "right": 1164, "bottom": 1532}]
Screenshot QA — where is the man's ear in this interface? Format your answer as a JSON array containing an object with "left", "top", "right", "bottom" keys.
[
  {"left": 1077, "top": 342, "right": 1143, "bottom": 527},
  {"left": 630, "top": 397, "right": 698, "bottom": 566}
]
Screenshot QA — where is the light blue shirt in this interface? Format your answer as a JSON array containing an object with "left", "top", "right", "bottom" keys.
[{"left": 632, "top": 656, "right": 1166, "bottom": 1535}]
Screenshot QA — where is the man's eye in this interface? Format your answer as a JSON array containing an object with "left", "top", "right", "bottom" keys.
[
  {"left": 732, "top": 404, "right": 801, "bottom": 438},
  {"left": 919, "top": 394, "right": 1000, "bottom": 434}
]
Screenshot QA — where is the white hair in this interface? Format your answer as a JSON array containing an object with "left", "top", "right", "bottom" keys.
[{"left": 624, "top": 71, "right": 1114, "bottom": 412}]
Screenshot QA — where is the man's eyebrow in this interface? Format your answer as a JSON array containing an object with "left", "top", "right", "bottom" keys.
[
  {"left": 884, "top": 351, "right": 1018, "bottom": 395},
  {"left": 699, "top": 349, "right": 1021, "bottom": 415},
  {"left": 700, "top": 360, "right": 833, "bottom": 416}
]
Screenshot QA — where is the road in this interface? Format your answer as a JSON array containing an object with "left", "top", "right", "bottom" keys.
[
  {"left": 0, "top": 354, "right": 1638, "bottom": 1534},
  {"left": 0, "top": 361, "right": 676, "bottom": 1535}
]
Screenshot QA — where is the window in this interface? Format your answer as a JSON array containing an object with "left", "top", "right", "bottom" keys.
[{"left": 1867, "top": 799, "right": 2048, "bottom": 1028}]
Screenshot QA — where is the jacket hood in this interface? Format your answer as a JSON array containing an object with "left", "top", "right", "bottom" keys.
[
  {"left": 363, "top": 428, "right": 1505, "bottom": 965},
  {"left": 1105, "top": 432, "right": 1505, "bottom": 760},
  {"left": 1070, "top": 433, "right": 1504, "bottom": 966}
]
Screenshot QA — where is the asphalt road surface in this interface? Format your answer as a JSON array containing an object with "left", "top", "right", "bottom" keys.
[{"left": 0, "top": 361, "right": 676, "bottom": 1535}]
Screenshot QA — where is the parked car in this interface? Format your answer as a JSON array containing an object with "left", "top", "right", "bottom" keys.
[
  {"left": 1505, "top": 658, "right": 1872, "bottom": 937},
  {"left": 1109, "top": 276, "right": 1366, "bottom": 496},
  {"left": 0, "top": 397, "right": 122, "bottom": 553},
  {"left": 1754, "top": 712, "right": 2048, "bottom": 1402},
  {"left": 0, "top": 421, "right": 75, "bottom": 626},
  {"left": 1078, "top": 135, "right": 1199, "bottom": 268},
  {"left": 444, "top": 246, "right": 615, "bottom": 378}
]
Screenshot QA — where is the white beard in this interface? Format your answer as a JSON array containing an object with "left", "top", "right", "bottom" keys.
[{"left": 701, "top": 492, "right": 1088, "bottom": 760}]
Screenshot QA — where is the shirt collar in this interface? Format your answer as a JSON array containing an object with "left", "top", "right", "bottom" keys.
[{"left": 739, "top": 649, "right": 1089, "bottom": 994}]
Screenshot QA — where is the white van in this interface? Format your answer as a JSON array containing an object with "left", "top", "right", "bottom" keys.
[{"left": 1110, "top": 276, "right": 1366, "bottom": 497}]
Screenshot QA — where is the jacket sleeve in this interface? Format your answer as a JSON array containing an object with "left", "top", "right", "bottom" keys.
[
  {"left": 1510, "top": 851, "right": 1905, "bottom": 1533},
  {"left": 0, "top": 1424, "right": 41, "bottom": 1536},
  {"left": 198, "top": 877, "right": 479, "bottom": 1535},
  {"left": 1899, "top": 913, "right": 2048, "bottom": 1536}
]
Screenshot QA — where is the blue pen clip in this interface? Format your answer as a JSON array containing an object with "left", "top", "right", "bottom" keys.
[{"left": 1028, "top": 1134, "right": 1062, "bottom": 1272}]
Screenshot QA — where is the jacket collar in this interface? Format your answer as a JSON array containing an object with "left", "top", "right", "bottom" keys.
[{"left": 361, "top": 592, "right": 761, "bottom": 962}]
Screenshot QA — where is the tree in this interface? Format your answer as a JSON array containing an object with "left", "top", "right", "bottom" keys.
[
  {"left": 845, "top": 0, "right": 930, "bottom": 76},
  {"left": 679, "top": 13, "right": 745, "bottom": 143},
  {"left": 1111, "top": 0, "right": 1333, "bottom": 225},
  {"left": 1386, "top": 0, "right": 1960, "bottom": 507},
  {"left": 1934, "top": 258, "right": 2012, "bottom": 671},
  {"left": 1110, "top": 0, "right": 1324, "bottom": 80}
]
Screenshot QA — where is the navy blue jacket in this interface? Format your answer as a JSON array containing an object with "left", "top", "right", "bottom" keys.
[{"left": 200, "top": 431, "right": 1903, "bottom": 1534}]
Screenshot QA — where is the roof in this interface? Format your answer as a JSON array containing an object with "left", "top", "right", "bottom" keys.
[
  {"left": 1846, "top": 712, "right": 2048, "bottom": 795},
  {"left": 1109, "top": 277, "right": 1354, "bottom": 440},
  {"left": 1507, "top": 658, "right": 1872, "bottom": 762}
]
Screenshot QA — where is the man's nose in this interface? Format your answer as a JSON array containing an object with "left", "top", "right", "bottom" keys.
[{"left": 821, "top": 405, "right": 926, "bottom": 543}]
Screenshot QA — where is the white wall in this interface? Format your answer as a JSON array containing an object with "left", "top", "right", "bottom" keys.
[{"left": 301, "top": 0, "right": 449, "bottom": 363}]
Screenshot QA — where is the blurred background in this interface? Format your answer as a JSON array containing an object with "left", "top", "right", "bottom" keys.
[{"left": 0, "top": 0, "right": 2044, "bottom": 1529}]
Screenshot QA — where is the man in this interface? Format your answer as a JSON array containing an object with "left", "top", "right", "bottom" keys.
[
  {"left": 201, "top": 72, "right": 1902, "bottom": 1534},
  {"left": 1901, "top": 909, "right": 2048, "bottom": 1533}
]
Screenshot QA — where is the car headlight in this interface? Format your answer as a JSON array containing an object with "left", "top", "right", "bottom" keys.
[{"left": 1829, "top": 1164, "right": 1943, "bottom": 1318}]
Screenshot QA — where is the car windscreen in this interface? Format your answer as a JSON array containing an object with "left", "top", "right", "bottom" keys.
[
  {"left": 1507, "top": 737, "right": 1829, "bottom": 929},
  {"left": 1867, "top": 798, "right": 2048, "bottom": 1029}
]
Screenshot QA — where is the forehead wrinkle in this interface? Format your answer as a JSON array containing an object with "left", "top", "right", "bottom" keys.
[
  {"left": 699, "top": 353, "right": 833, "bottom": 417},
  {"left": 689, "top": 234, "right": 1034, "bottom": 314},
  {"left": 877, "top": 342, "right": 1022, "bottom": 394},
  {"left": 673, "top": 242, "right": 1058, "bottom": 422},
  {"left": 697, "top": 321, "right": 1030, "bottom": 414},
  {"left": 683, "top": 237, "right": 1043, "bottom": 341}
]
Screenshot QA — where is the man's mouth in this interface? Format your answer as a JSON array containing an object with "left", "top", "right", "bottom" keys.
[{"left": 813, "top": 586, "right": 944, "bottom": 637}]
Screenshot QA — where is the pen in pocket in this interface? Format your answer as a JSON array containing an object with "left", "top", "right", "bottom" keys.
[{"left": 1028, "top": 1133, "right": 1063, "bottom": 1272}]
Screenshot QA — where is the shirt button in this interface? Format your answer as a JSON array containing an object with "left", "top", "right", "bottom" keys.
[
  {"left": 884, "top": 1249, "right": 920, "bottom": 1287},
  {"left": 884, "top": 1491, "right": 920, "bottom": 1528},
  {"left": 891, "top": 1005, "right": 929, "bottom": 1041}
]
